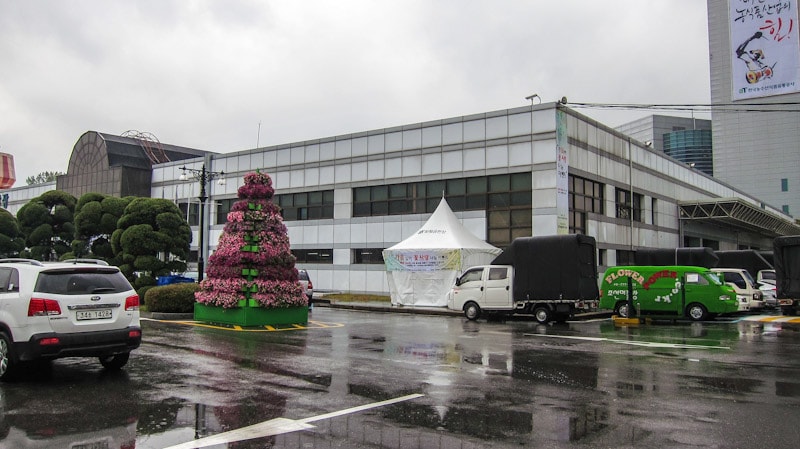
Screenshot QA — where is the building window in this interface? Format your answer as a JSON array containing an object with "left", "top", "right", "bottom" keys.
[
  {"left": 684, "top": 236, "right": 702, "bottom": 247},
  {"left": 570, "top": 211, "right": 587, "bottom": 235},
  {"left": 615, "top": 188, "right": 643, "bottom": 222},
  {"left": 486, "top": 173, "right": 532, "bottom": 248},
  {"left": 353, "top": 248, "right": 385, "bottom": 264},
  {"left": 783, "top": 205, "right": 790, "bottom": 214},
  {"left": 617, "top": 250, "right": 635, "bottom": 265},
  {"left": 352, "top": 173, "right": 532, "bottom": 248},
  {"left": 651, "top": 198, "right": 657, "bottom": 225},
  {"left": 569, "top": 175, "right": 604, "bottom": 234},
  {"left": 353, "top": 173, "right": 529, "bottom": 217},
  {"left": 178, "top": 202, "right": 200, "bottom": 226},
  {"left": 275, "top": 190, "right": 334, "bottom": 221},
  {"left": 292, "top": 249, "right": 333, "bottom": 264},
  {"left": 782, "top": 178, "right": 789, "bottom": 192},
  {"left": 215, "top": 198, "right": 237, "bottom": 225}
]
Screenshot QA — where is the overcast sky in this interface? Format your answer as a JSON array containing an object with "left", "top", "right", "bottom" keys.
[{"left": 0, "top": 0, "right": 711, "bottom": 184}]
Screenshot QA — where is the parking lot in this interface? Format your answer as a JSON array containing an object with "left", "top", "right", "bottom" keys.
[{"left": 2, "top": 306, "right": 800, "bottom": 448}]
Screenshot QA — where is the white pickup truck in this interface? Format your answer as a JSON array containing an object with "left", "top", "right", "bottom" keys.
[
  {"left": 446, "top": 235, "right": 600, "bottom": 324},
  {"left": 447, "top": 264, "right": 598, "bottom": 324}
]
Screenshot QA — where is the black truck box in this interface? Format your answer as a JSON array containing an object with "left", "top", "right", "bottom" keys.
[
  {"left": 633, "top": 247, "right": 719, "bottom": 268},
  {"left": 774, "top": 236, "right": 800, "bottom": 298},
  {"left": 491, "top": 235, "right": 599, "bottom": 301},
  {"left": 714, "top": 250, "right": 773, "bottom": 278}
]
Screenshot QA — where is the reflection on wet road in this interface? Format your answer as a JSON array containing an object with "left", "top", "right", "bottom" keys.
[{"left": 0, "top": 310, "right": 799, "bottom": 448}]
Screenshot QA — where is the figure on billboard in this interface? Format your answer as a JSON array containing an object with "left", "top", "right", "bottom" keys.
[{"left": 735, "top": 31, "right": 775, "bottom": 84}]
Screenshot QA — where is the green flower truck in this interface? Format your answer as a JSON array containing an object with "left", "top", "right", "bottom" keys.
[{"left": 599, "top": 265, "right": 739, "bottom": 321}]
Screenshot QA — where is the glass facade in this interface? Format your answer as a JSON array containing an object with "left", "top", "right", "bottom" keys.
[{"left": 663, "top": 129, "right": 713, "bottom": 176}]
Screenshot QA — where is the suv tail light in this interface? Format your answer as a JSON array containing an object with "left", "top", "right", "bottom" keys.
[
  {"left": 28, "top": 298, "right": 62, "bottom": 316},
  {"left": 125, "top": 295, "right": 140, "bottom": 311},
  {"left": 308, "top": 280, "right": 313, "bottom": 290}
]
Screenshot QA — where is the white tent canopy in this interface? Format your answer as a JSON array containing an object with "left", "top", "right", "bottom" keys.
[{"left": 383, "top": 197, "right": 501, "bottom": 307}]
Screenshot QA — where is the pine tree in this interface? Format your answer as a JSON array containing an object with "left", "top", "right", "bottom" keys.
[{"left": 195, "top": 171, "right": 306, "bottom": 309}]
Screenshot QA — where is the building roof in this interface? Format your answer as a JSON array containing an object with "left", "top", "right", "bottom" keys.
[
  {"left": 98, "top": 132, "right": 208, "bottom": 169},
  {"left": 678, "top": 198, "right": 800, "bottom": 237}
]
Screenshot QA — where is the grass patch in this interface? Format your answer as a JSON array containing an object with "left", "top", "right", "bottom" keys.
[{"left": 324, "top": 293, "right": 391, "bottom": 303}]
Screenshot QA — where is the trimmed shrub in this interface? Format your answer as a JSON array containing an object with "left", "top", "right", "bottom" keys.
[
  {"left": 137, "top": 285, "right": 157, "bottom": 304},
  {"left": 145, "top": 283, "right": 200, "bottom": 313},
  {"left": 135, "top": 274, "right": 156, "bottom": 289}
]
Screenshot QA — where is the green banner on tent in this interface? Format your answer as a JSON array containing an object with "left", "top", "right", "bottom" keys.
[{"left": 383, "top": 249, "right": 461, "bottom": 271}]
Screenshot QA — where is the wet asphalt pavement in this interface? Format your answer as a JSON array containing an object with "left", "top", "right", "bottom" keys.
[{"left": 1, "top": 307, "right": 800, "bottom": 448}]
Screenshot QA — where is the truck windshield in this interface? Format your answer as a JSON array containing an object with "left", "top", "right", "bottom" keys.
[
  {"left": 706, "top": 272, "right": 723, "bottom": 285},
  {"left": 742, "top": 270, "right": 757, "bottom": 288}
]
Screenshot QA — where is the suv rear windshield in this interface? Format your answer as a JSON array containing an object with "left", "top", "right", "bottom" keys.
[
  {"left": 34, "top": 269, "right": 134, "bottom": 295},
  {"left": 298, "top": 270, "right": 309, "bottom": 281}
]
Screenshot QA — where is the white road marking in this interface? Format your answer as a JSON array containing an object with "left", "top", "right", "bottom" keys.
[
  {"left": 163, "top": 393, "right": 424, "bottom": 449},
  {"left": 524, "top": 333, "right": 730, "bottom": 350}
]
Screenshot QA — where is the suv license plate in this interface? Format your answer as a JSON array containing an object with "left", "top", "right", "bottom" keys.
[{"left": 76, "top": 309, "right": 113, "bottom": 320}]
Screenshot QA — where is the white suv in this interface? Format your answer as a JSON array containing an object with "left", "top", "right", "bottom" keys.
[{"left": 0, "top": 259, "right": 141, "bottom": 381}]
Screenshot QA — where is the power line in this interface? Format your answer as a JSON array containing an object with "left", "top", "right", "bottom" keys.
[{"left": 566, "top": 101, "right": 800, "bottom": 114}]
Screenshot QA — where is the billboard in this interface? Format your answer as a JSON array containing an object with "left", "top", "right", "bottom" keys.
[{"left": 730, "top": 1, "right": 800, "bottom": 100}]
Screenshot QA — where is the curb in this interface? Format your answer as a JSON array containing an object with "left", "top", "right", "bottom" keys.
[
  {"left": 143, "top": 312, "right": 194, "bottom": 320},
  {"left": 142, "top": 305, "right": 612, "bottom": 321},
  {"left": 317, "top": 301, "right": 462, "bottom": 316},
  {"left": 318, "top": 302, "right": 613, "bottom": 320}
]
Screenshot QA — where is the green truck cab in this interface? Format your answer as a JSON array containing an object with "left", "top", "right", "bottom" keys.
[{"left": 599, "top": 265, "right": 739, "bottom": 321}]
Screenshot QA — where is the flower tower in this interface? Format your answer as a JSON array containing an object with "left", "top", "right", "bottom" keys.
[{"left": 194, "top": 171, "right": 308, "bottom": 326}]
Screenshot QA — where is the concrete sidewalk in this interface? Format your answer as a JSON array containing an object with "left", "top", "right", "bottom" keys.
[
  {"left": 315, "top": 298, "right": 613, "bottom": 320},
  {"left": 314, "top": 299, "right": 462, "bottom": 316}
]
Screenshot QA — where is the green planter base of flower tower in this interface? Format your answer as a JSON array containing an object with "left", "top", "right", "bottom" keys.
[{"left": 194, "top": 303, "right": 308, "bottom": 327}]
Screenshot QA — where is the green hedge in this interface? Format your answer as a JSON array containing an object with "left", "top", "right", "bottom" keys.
[{"left": 144, "top": 283, "right": 199, "bottom": 313}]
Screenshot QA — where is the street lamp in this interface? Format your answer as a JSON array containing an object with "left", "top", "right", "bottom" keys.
[
  {"left": 525, "top": 93, "right": 541, "bottom": 105},
  {"left": 179, "top": 164, "right": 225, "bottom": 282}
]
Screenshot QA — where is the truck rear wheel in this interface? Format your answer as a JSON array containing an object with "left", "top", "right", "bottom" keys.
[
  {"left": 464, "top": 302, "right": 481, "bottom": 321},
  {"left": 533, "top": 306, "right": 551, "bottom": 324},
  {"left": 614, "top": 302, "right": 630, "bottom": 318}
]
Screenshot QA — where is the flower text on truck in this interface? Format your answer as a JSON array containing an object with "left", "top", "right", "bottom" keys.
[{"left": 604, "top": 268, "right": 682, "bottom": 303}]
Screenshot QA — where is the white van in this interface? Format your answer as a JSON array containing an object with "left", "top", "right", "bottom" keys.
[
  {"left": 757, "top": 269, "right": 776, "bottom": 285},
  {"left": 711, "top": 268, "right": 764, "bottom": 312}
]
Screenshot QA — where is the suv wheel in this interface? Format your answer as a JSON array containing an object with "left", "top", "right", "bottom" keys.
[
  {"left": 0, "top": 332, "right": 18, "bottom": 381},
  {"left": 99, "top": 352, "right": 130, "bottom": 370}
]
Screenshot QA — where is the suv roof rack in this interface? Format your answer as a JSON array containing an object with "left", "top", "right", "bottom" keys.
[
  {"left": 62, "top": 258, "right": 110, "bottom": 266},
  {"left": 0, "top": 258, "right": 44, "bottom": 266}
]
